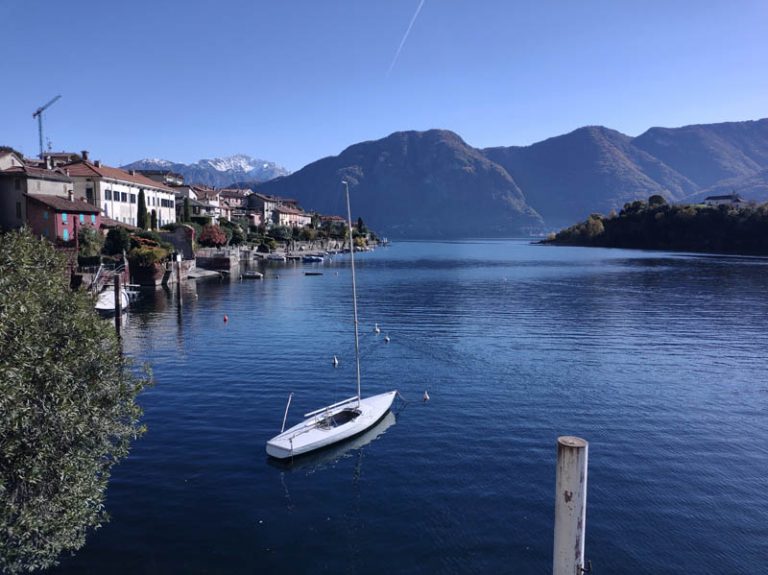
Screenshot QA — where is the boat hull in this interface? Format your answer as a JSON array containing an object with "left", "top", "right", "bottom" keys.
[
  {"left": 95, "top": 288, "right": 130, "bottom": 314},
  {"left": 266, "top": 391, "right": 397, "bottom": 459}
]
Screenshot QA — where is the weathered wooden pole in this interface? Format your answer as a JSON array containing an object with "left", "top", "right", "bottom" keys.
[
  {"left": 176, "top": 255, "right": 183, "bottom": 308},
  {"left": 113, "top": 275, "right": 122, "bottom": 337},
  {"left": 553, "top": 436, "right": 589, "bottom": 575}
]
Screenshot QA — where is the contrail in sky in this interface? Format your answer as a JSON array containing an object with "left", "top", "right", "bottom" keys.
[{"left": 387, "top": 0, "right": 426, "bottom": 77}]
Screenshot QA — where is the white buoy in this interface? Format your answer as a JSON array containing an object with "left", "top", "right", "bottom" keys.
[
  {"left": 384, "top": 335, "right": 390, "bottom": 343},
  {"left": 374, "top": 323, "right": 381, "bottom": 334},
  {"left": 423, "top": 390, "right": 430, "bottom": 402},
  {"left": 332, "top": 355, "right": 339, "bottom": 367}
]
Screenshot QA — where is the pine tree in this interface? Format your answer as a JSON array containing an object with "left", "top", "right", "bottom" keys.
[{"left": 137, "top": 189, "right": 148, "bottom": 229}]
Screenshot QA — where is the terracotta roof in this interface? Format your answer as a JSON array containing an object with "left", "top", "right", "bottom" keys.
[
  {"left": 274, "top": 205, "right": 308, "bottom": 216},
  {"left": 2, "top": 165, "right": 72, "bottom": 182},
  {"left": 100, "top": 215, "right": 140, "bottom": 231},
  {"left": 26, "top": 193, "right": 99, "bottom": 213},
  {"left": 62, "top": 161, "right": 175, "bottom": 193},
  {"left": 196, "top": 188, "right": 221, "bottom": 200},
  {"left": 219, "top": 188, "right": 252, "bottom": 198}
]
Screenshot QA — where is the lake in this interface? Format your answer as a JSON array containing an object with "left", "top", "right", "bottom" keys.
[{"left": 53, "top": 240, "right": 768, "bottom": 574}]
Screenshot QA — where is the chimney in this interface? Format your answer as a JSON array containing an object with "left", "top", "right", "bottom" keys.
[
  {"left": 81, "top": 150, "right": 89, "bottom": 161},
  {"left": 131, "top": 170, "right": 136, "bottom": 175},
  {"left": 68, "top": 190, "right": 74, "bottom": 202},
  {"left": 94, "top": 160, "right": 101, "bottom": 168}
]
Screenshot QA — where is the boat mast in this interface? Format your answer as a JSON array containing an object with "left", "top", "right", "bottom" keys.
[{"left": 343, "top": 181, "right": 362, "bottom": 407}]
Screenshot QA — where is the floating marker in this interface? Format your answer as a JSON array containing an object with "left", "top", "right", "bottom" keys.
[
  {"left": 223, "top": 315, "right": 229, "bottom": 323},
  {"left": 332, "top": 355, "right": 339, "bottom": 367},
  {"left": 423, "top": 390, "right": 430, "bottom": 402}
]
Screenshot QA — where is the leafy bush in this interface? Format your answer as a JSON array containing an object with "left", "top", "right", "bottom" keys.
[
  {"left": 78, "top": 226, "right": 103, "bottom": 257},
  {"left": 127, "top": 245, "right": 169, "bottom": 267},
  {"left": 103, "top": 227, "right": 131, "bottom": 256},
  {"left": 0, "top": 229, "right": 149, "bottom": 573}
]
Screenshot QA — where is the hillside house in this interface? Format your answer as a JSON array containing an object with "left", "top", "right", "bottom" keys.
[{"left": 705, "top": 193, "right": 744, "bottom": 207}]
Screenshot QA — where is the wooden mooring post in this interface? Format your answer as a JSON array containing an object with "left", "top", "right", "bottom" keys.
[{"left": 553, "top": 436, "right": 589, "bottom": 575}]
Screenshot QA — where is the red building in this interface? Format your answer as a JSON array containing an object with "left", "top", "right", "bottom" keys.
[{"left": 25, "top": 193, "right": 101, "bottom": 242}]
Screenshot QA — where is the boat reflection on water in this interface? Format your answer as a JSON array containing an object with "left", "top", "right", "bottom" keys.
[{"left": 267, "top": 411, "right": 397, "bottom": 474}]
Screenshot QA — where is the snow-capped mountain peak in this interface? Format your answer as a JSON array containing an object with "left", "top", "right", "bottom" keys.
[{"left": 121, "top": 154, "right": 289, "bottom": 187}]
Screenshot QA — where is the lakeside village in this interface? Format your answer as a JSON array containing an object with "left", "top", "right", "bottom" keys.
[{"left": 0, "top": 147, "right": 385, "bottom": 303}]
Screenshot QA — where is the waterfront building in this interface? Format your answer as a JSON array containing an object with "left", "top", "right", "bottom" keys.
[
  {"left": 273, "top": 204, "right": 312, "bottom": 227},
  {"left": 25, "top": 192, "right": 101, "bottom": 242},
  {"left": 0, "top": 163, "right": 73, "bottom": 231},
  {"left": 63, "top": 152, "right": 176, "bottom": 227}
]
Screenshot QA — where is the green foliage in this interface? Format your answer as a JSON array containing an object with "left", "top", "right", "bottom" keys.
[
  {"left": 127, "top": 245, "right": 168, "bottom": 267},
  {"left": 229, "top": 225, "right": 246, "bottom": 246},
  {"left": 137, "top": 190, "right": 148, "bottom": 230},
  {"left": 182, "top": 197, "right": 191, "bottom": 222},
  {"left": 103, "top": 227, "right": 131, "bottom": 256},
  {"left": 268, "top": 226, "right": 291, "bottom": 242},
  {"left": 258, "top": 238, "right": 277, "bottom": 252},
  {"left": 548, "top": 197, "right": 768, "bottom": 254},
  {"left": 299, "top": 226, "right": 317, "bottom": 241},
  {"left": 129, "top": 230, "right": 162, "bottom": 249},
  {"left": 77, "top": 226, "right": 103, "bottom": 258},
  {"left": 0, "top": 229, "right": 149, "bottom": 573},
  {"left": 150, "top": 209, "right": 157, "bottom": 231},
  {"left": 190, "top": 215, "right": 212, "bottom": 227}
]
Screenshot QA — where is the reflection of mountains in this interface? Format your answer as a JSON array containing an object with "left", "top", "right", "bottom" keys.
[{"left": 267, "top": 411, "right": 396, "bottom": 474}]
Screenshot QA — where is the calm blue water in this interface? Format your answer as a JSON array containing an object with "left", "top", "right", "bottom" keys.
[{"left": 53, "top": 240, "right": 768, "bottom": 574}]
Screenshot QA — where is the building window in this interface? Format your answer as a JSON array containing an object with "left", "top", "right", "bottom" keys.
[
  {"left": 105, "top": 189, "right": 112, "bottom": 201},
  {"left": 79, "top": 214, "right": 85, "bottom": 223},
  {"left": 130, "top": 194, "right": 136, "bottom": 204},
  {"left": 62, "top": 212, "right": 68, "bottom": 223},
  {"left": 86, "top": 187, "right": 94, "bottom": 204},
  {"left": 63, "top": 229, "right": 69, "bottom": 241},
  {"left": 91, "top": 214, "right": 96, "bottom": 224},
  {"left": 121, "top": 192, "right": 128, "bottom": 203}
]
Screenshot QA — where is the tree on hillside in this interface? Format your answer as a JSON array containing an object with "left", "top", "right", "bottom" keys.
[
  {"left": 0, "top": 229, "right": 149, "bottom": 573},
  {"left": 137, "top": 189, "right": 148, "bottom": 229}
]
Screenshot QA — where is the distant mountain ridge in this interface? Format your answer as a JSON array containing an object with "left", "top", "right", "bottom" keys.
[
  {"left": 252, "top": 129, "right": 543, "bottom": 238},
  {"left": 121, "top": 154, "right": 289, "bottom": 188},
  {"left": 246, "top": 118, "right": 768, "bottom": 237}
]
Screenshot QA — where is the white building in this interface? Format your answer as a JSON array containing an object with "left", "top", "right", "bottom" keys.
[
  {"left": 705, "top": 193, "right": 744, "bottom": 208},
  {"left": 64, "top": 153, "right": 176, "bottom": 227}
]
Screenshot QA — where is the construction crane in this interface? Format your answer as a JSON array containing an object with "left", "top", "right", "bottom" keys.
[{"left": 32, "top": 95, "right": 62, "bottom": 159}]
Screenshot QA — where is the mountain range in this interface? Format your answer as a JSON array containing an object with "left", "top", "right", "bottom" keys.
[
  {"left": 247, "top": 118, "right": 768, "bottom": 237},
  {"left": 121, "top": 155, "right": 289, "bottom": 188}
]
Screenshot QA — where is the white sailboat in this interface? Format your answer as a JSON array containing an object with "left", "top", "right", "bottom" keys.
[{"left": 266, "top": 181, "right": 397, "bottom": 460}]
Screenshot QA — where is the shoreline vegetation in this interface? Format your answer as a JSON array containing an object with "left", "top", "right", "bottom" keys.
[{"left": 543, "top": 195, "right": 768, "bottom": 256}]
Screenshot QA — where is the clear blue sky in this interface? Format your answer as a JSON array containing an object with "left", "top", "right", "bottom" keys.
[{"left": 3, "top": 0, "right": 766, "bottom": 171}]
